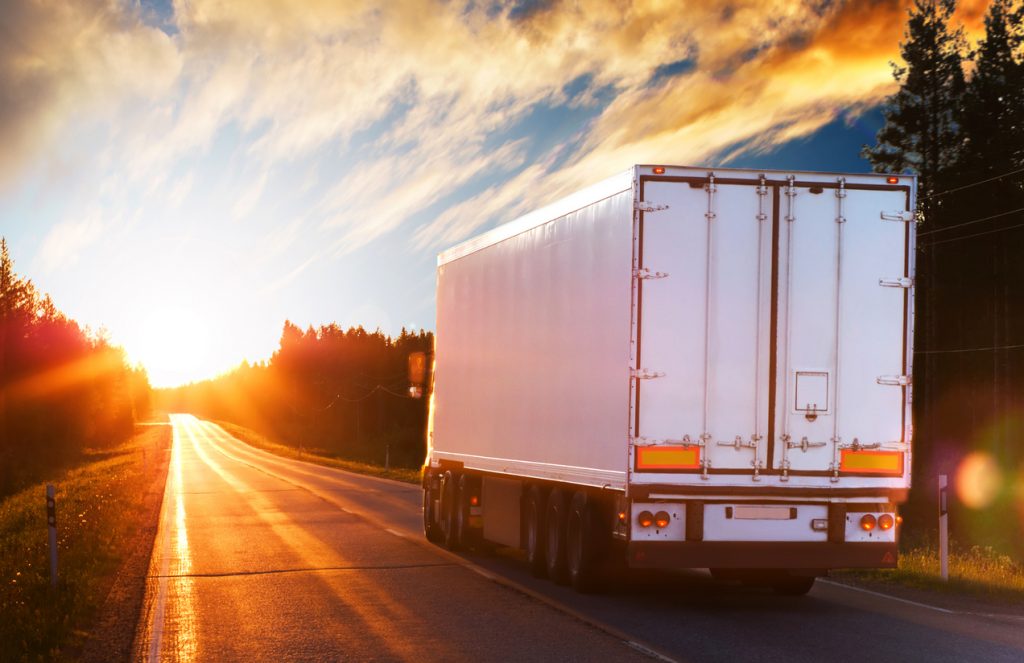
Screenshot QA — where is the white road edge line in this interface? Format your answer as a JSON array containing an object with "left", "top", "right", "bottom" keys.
[
  {"left": 627, "top": 640, "right": 679, "bottom": 663},
  {"left": 204, "top": 418, "right": 683, "bottom": 663},
  {"left": 384, "top": 528, "right": 405, "bottom": 538},
  {"left": 146, "top": 429, "right": 176, "bottom": 661},
  {"left": 819, "top": 579, "right": 956, "bottom": 614}
]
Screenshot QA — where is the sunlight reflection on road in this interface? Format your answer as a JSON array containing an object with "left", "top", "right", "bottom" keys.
[{"left": 136, "top": 414, "right": 198, "bottom": 662}]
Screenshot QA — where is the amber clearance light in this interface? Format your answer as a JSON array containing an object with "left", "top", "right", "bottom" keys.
[{"left": 653, "top": 166, "right": 666, "bottom": 175}]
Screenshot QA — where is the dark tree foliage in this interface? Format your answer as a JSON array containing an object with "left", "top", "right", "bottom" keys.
[
  {"left": 0, "top": 239, "right": 149, "bottom": 497},
  {"left": 865, "top": 0, "right": 1024, "bottom": 554},
  {"left": 160, "top": 322, "right": 433, "bottom": 469}
]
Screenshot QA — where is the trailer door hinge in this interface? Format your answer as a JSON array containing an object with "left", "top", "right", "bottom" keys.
[
  {"left": 634, "top": 267, "right": 669, "bottom": 280},
  {"left": 635, "top": 201, "right": 669, "bottom": 213},
  {"left": 880, "top": 210, "right": 914, "bottom": 222},
  {"left": 631, "top": 368, "right": 665, "bottom": 380},
  {"left": 877, "top": 375, "right": 911, "bottom": 386},
  {"left": 879, "top": 277, "right": 914, "bottom": 288}
]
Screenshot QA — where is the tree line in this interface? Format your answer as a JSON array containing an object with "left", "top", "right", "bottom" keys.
[
  {"left": 864, "top": 0, "right": 1024, "bottom": 552},
  {"left": 158, "top": 323, "right": 433, "bottom": 469},
  {"left": 0, "top": 240, "right": 150, "bottom": 498}
]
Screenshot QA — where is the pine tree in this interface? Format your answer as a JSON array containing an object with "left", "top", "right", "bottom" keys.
[
  {"left": 862, "top": 1, "right": 970, "bottom": 502},
  {"left": 955, "top": 0, "right": 1024, "bottom": 467},
  {"left": 863, "top": 0, "right": 968, "bottom": 217},
  {"left": 959, "top": 0, "right": 1024, "bottom": 195}
]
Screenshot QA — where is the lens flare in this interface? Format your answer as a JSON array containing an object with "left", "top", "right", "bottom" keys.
[{"left": 955, "top": 452, "right": 1002, "bottom": 509}]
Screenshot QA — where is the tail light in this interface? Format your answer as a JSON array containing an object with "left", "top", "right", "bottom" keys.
[
  {"left": 878, "top": 513, "right": 895, "bottom": 530},
  {"left": 637, "top": 511, "right": 654, "bottom": 528},
  {"left": 654, "top": 511, "right": 670, "bottom": 528},
  {"left": 860, "top": 514, "right": 877, "bottom": 531}
]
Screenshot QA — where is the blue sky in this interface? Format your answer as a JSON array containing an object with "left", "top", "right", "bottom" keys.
[{"left": 0, "top": 0, "right": 989, "bottom": 385}]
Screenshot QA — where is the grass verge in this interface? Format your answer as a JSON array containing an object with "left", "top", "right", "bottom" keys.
[
  {"left": 214, "top": 421, "right": 421, "bottom": 485},
  {"left": 834, "top": 542, "right": 1024, "bottom": 605},
  {"left": 0, "top": 424, "right": 171, "bottom": 661}
]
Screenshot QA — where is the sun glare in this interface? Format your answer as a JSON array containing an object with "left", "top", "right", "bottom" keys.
[{"left": 125, "top": 306, "right": 217, "bottom": 388}]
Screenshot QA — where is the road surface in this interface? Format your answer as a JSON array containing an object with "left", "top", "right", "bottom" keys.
[{"left": 135, "top": 415, "right": 1024, "bottom": 662}]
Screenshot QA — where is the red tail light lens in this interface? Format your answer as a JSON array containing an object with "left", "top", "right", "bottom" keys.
[
  {"left": 860, "top": 514, "right": 877, "bottom": 531},
  {"left": 878, "top": 514, "right": 895, "bottom": 530},
  {"left": 637, "top": 511, "right": 654, "bottom": 528},
  {"left": 654, "top": 511, "right": 671, "bottom": 528}
]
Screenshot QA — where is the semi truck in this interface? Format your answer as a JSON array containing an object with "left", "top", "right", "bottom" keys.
[{"left": 418, "top": 164, "right": 916, "bottom": 594}]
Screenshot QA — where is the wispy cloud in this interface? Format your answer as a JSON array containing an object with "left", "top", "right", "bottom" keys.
[{"left": 0, "top": 0, "right": 994, "bottom": 368}]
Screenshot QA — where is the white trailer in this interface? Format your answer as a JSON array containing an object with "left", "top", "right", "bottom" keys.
[{"left": 421, "top": 164, "right": 915, "bottom": 594}]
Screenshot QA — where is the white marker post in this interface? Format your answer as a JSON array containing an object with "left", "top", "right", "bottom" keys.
[
  {"left": 46, "top": 484, "right": 58, "bottom": 588},
  {"left": 938, "top": 474, "right": 948, "bottom": 581}
]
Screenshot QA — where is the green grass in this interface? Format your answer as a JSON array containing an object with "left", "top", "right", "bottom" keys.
[
  {"left": 836, "top": 541, "right": 1024, "bottom": 603},
  {"left": 0, "top": 425, "right": 170, "bottom": 661},
  {"left": 214, "top": 421, "right": 422, "bottom": 485}
]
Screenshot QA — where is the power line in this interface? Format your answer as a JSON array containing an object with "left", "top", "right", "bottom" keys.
[
  {"left": 916, "top": 343, "right": 1024, "bottom": 355},
  {"left": 920, "top": 218, "right": 1024, "bottom": 247},
  {"left": 918, "top": 205, "right": 1024, "bottom": 237},
  {"left": 919, "top": 165, "right": 1024, "bottom": 201}
]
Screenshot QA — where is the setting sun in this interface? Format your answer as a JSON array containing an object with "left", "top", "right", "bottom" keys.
[{"left": 124, "top": 306, "right": 218, "bottom": 388}]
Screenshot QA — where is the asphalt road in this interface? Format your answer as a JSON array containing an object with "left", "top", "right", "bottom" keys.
[{"left": 135, "top": 415, "right": 1024, "bottom": 662}]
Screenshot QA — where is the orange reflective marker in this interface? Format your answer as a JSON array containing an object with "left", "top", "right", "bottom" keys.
[
  {"left": 636, "top": 445, "right": 701, "bottom": 470},
  {"left": 840, "top": 449, "right": 903, "bottom": 475}
]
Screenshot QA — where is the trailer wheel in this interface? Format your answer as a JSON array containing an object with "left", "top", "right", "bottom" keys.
[
  {"left": 439, "top": 470, "right": 460, "bottom": 550},
  {"left": 566, "top": 491, "right": 607, "bottom": 593},
  {"left": 544, "top": 489, "right": 569, "bottom": 584},
  {"left": 771, "top": 574, "right": 816, "bottom": 596},
  {"left": 422, "top": 475, "right": 442, "bottom": 544},
  {"left": 524, "top": 485, "right": 547, "bottom": 577}
]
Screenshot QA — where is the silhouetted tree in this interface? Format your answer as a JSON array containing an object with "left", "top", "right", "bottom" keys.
[{"left": 0, "top": 239, "right": 145, "bottom": 496}]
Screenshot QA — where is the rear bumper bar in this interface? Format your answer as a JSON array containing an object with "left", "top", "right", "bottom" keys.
[{"left": 627, "top": 541, "right": 897, "bottom": 570}]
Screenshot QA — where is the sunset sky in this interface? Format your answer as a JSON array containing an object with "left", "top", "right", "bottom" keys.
[{"left": 0, "top": 0, "right": 990, "bottom": 387}]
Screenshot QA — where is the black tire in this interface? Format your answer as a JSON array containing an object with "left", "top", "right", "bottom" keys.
[
  {"left": 524, "top": 485, "right": 547, "bottom": 577},
  {"left": 439, "top": 470, "right": 460, "bottom": 550},
  {"left": 772, "top": 574, "right": 816, "bottom": 596},
  {"left": 566, "top": 490, "right": 607, "bottom": 593},
  {"left": 544, "top": 488, "right": 569, "bottom": 584},
  {"left": 422, "top": 475, "right": 442, "bottom": 544}
]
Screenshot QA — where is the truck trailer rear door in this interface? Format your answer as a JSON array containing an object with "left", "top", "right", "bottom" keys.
[
  {"left": 635, "top": 176, "right": 771, "bottom": 477},
  {"left": 775, "top": 182, "right": 909, "bottom": 479}
]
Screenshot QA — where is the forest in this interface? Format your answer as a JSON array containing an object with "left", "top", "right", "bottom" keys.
[
  {"left": 158, "top": 323, "right": 433, "bottom": 469},
  {"left": 0, "top": 240, "right": 150, "bottom": 498},
  {"left": 864, "top": 0, "right": 1023, "bottom": 551}
]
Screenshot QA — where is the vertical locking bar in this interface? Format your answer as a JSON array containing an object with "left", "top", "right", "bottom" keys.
[
  {"left": 702, "top": 173, "right": 717, "bottom": 472},
  {"left": 780, "top": 176, "right": 797, "bottom": 480},
  {"left": 830, "top": 178, "right": 846, "bottom": 482},
  {"left": 751, "top": 176, "right": 769, "bottom": 480}
]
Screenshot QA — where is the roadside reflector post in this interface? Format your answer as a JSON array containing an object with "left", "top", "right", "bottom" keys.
[
  {"left": 46, "top": 484, "right": 58, "bottom": 589},
  {"left": 938, "top": 474, "right": 948, "bottom": 581},
  {"left": 385, "top": 444, "right": 390, "bottom": 471}
]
